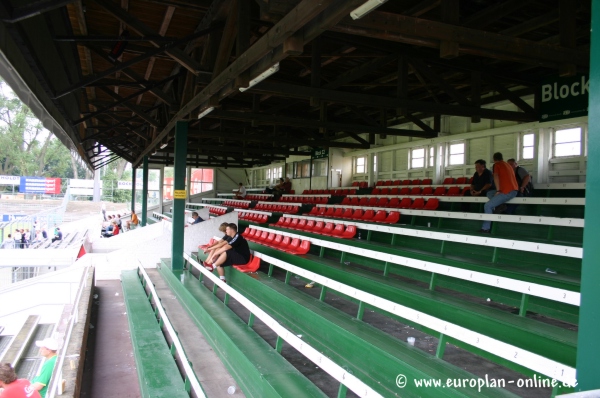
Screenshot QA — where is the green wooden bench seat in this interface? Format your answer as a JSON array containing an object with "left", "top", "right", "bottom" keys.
[
  {"left": 157, "top": 264, "right": 328, "bottom": 398},
  {"left": 120, "top": 270, "right": 188, "bottom": 398},
  {"left": 244, "top": 244, "right": 577, "bottom": 378},
  {"left": 228, "top": 268, "right": 519, "bottom": 398}
]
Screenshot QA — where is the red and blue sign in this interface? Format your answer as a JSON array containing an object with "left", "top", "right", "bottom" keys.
[{"left": 19, "top": 177, "right": 61, "bottom": 194}]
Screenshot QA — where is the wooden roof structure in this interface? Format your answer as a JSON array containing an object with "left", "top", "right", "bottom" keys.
[{"left": 0, "top": 0, "right": 591, "bottom": 169}]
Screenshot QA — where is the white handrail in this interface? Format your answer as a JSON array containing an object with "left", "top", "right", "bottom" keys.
[
  {"left": 183, "top": 253, "right": 382, "bottom": 398},
  {"left": 137, "top": 263, "right": 207, "bottom": 398},
  {"left": 47, "top": 265, "right": 91, "bottom": 398}
]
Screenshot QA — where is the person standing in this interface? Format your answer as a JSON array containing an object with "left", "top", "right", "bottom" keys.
[
  {"left": 480, "top": 152, "right": 518, "bottom": 233},
  {"left": 30, "top": 338, "right": 59, "bottom": 398},
  {"left": 101, "top": 203, "right": 107, "bottom": 221},
  {"left": 0, "top": 363, "right": 41, "bottom": 398},
  {"left": 1, "top": 234, "right": 15, "bottom": 249}
]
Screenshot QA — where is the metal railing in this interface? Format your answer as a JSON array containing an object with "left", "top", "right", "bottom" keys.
[{"left": 46, "top": 265, "right": 91, "bottom": 398}]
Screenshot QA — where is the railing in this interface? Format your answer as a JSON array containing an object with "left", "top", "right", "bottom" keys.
[
  {"left": 46, "top": 265, "right": 91, "bottom": 398},
  {"left": 137, "top": 263, "right": 206, "bottom": 398}
]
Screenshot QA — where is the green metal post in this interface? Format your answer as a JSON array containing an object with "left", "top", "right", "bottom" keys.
[
  {"left": 224, "top": 293, "right": 230, "bottom": 306},
  {"left": 337, "top": 383, "right": 348, "bottom": 398},
  {"left": 131, "top": 166, "right": 136, "bottom": 212},
  {"left": 248, "top": 313, "right": 255, "bottom": 328},
  {"left": 275, "top": 336, "right": 283, "bottom": 353},
  {"left": 366, "top": 230, "right": 372, "bottom": 241},
  {"left": 519, "top": 293, "right": 529, "bottom": 317},
  {"left": 383, "top": 261, "right": 389, "bottom": 276},
  {"left": 171, "top": 121, "right": 188, "bottom": 271},
  {"left": 356, "top": 301, "right": 365, "bottom": 320},
  {"left": 436, "top": 333, "right": 447, "bottom": 358},
  {"left": 577, "top": 2, "right": 600, "bottom": 390},
  {"left": 429, "top": 273, "right": 438, "bottom": 290},
  {"left": 285, "top": 271, "right": 291, "bottom": 284},
  {"left": 141, "top": 156, "right": 149, "bottom": 226},
  {"left": 319, "top": 286, "right": 327, "bottom": 301},
  {"left": 268, "top": 263, "right": 274, "bottom": 276},
  {"left": 319, "top": 246, "right": 325, "bottom": 257}
]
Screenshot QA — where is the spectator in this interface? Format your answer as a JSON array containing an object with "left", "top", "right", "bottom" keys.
[
  {"left": 1, "top": 234, "right": 15, "bottom": 249},
  {"left": 190, "top": 212, "right": 204, "bottom": 225},
  {"left": 20, "top": 230, "right": 26, "bottom": 249},
  {"left": 234, "top": 182, "right": 247, "bottom": 200},
  {"left": 101, "top": 203, "right": 107, "bottom": 221},
  {"left": 205, "top": 223, "right": 251, "bottom": 283},
  {"left": 480, "top": 152, "right": 518, "bottom": 233},
  {"left": 282, "top": 177, "right": 292, "bottom": 194},
  {"left": 31, "top": 222, "right": 37, "bottom": 244},
  {"left": 13, "top": 230, "right": 21, "bottom": 249},
  {"left": 0, "top": 363, "right": 41, "bottom": 398},
  {"left": 41, "top": 228, "right": 48, "bottom": 241},
  {"left": 102, "top": 221, "right": 119, "bottom": 238},
  {"left": 507, "top": 159, "right": 533, "bottom": 197},
  {"left": 31, "top": 338, "right": 59, "bottom": 398},
  {"left": 202, "top": 223, "right": 230, "bottom": 266},
  {"left": 462, "top": 159, "right": 493, "bottom": 212},
  {"left": 127, "top": 210, "right": 139, "bottom": 230},
  {"left": 51, "top": 228, "right": 63, "bottom": 243},
  {"left": 115, "top": 214, "right": 122, "bottom": 229}
]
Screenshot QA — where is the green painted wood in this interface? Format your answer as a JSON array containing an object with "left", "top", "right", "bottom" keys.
[
  {"left": 171, "top": 121, "right": 187, "bottom": 270},
  {"left": 120, "top": 270, "right": 188, "bottom": 398},
  {"left": 157, "top": 265, "right": 328, "bottom": 398},
  {"left": 131, "top": 166, "right": 136, "bottom": 213},
  {"left": 576, "top": 0, "right": 600, "bottom": 390},
  {"left": 141, "top": 156, "right": 148, "bottom": 227},
  {"left": 229, "top": 270, "right": 518, "bottom": 397},
  {"left": 249, "top": 244, "right": 577, "bottom": 367}
]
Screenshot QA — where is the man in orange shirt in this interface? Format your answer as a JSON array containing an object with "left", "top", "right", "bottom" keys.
[{"left": 480, "top": 152, "right": 518, "bottom": 233}]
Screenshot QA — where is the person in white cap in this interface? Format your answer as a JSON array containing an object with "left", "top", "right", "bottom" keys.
[
  {"left": 0, "top": 362, "right": 41, "bottom": 398},
  {"left": 30, "top": 338, "right": 59, "bottom": 398}
]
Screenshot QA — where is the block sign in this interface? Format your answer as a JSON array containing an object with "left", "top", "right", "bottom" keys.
[
  {"left": 173, "top": 189, "right": 186, "bottom": 199},
  {"left": 19, "top": 177, "right": 61, "bottom": 194},
  {"left": 539, "top": 74, "right": 588, "bottom": 122},
  {"left": 311, "top": 148, "right": 329, "bottom": 159}
]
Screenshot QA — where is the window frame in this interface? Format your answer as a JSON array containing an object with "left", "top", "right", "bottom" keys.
[
  {"left": 552, "top": 126, "right": 583, "bottom": 158},
  {"left": 521, "top": 132, "right": 535, "bottom": 160},
  {"left": 355, "top": 156, "right": 366, "bottom": 174},
  {"left": 410, "top": 147, "right": 426, "bottom": 169},
  {"left": 447, "top": 141, "right": 466, "bottom": 166}
]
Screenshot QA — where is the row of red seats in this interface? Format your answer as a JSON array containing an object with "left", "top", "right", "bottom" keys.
[
  {"left": 254, "top": 203, "right": 299, "bottom": 214},
  {"left": 351, "top": 181, "right": 369, "bottom": 188},
  {"left": 375, "top": 177, "right": 471, "bottom": 186},
  {"left": 371, "top": 186, "right": 469, "bottom": 196},
  {"left": 341, "top": 196, "right": 441, "bottom": 209},
  {"left": 198, "top": 238, "right": 261, "bottom": 273},
  {"left": 209, "top": 206, "right": 227, "bottom": 216},
  {"left": 271, "top": 217, "right": 357, "bottom": 239},
  {"left": 280, "top": 196, "right": 328, "bottom": 204},
  {"left": 238, "top": 212, "right": 268, "bottom": 223},
  {"left": 223, "top": 200, "right": 250, "bottom": 208},
  {"left": 246, "top": 194, "right": 271, "bottom": 201},
  {"left": 308, "top": 207, "right": 402, "bottom": 223},
  {"left": 301, "top": 189, "right": 357, "bottom": 195},
  {"left": 243, "top": 228, "right": 311, "bottom": 255}
]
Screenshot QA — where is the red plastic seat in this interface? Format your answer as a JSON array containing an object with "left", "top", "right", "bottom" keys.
[
  {"left": 332, "top": 208, "right": 344, "bottom": 218},
  {"left": 282, "top": 217, "right": 292, "bottom": 227},
  {"left": 384, "top": 180, "right": 392, "bottom": 186},
  {"left": 433, "top": 187, "right": 447, "bottom": 196},
  {"left": 278, "top": 236, "right": 291, "bottom": 249},
  {"left": 284, "top": 238, "right": 301, "bottom": 253},
  {"left": 312, "top": 221, "right": 325, "bottom": 233},
  {"left": 447, "top": 186, "right": 461, "bottom": 196},
  {"left": 317, "top": 207, "right": 327, "bottom": 216},
  {"left": 382, "top": 211, "right": 400, "bottom": 224},
  {"left": 400, "top": 187, "right": 410, "bottom": 195},
  {"left": 305, "top": 220, "right": 316, "bottom": 230},
  {"left": 233, "top": 255, "right": 261, "bottom": 273},
  {"left": 376, "top": 181, "right": 384, "bottom": 186},
  {"left": 422, "top": 187, "right": 434, "bottom": 195},
  {"left": 264, "top": 233, "right": 276, "bottom": 246},
  {"left": 324, "top": 208, "right": 335, "bottom": 217},
  {"left": 199, "top": 238, "right": 217, "bottom": 250},
  {"left": 380, "top": 188, "right": 390, "bottom": 195},
  {"left": 260, "top": 215, "right": 268, "bottom": 223},
  {"left": 350, "top": 197, "right": 359, "bottom": 206},
  {"left": 411, "top": 179, "right": 421, "bottom": 185},
  {"left": 371, "top": 188, "right": 381, "bottom": 195},
  {"left": 362, "top": 210, "right": 375, "bottom": 221},
  {"left": 296, "top": 218, "right": 308, "bottom": 230},
  {"left": 399, "top": 198, "right": 412, "bottom": 209},
  {"left": 456, "top": 177, "right": 468, "bottom": 184},
  {"left": 410, "top": 198, "right": 425, "bottom": 209},
  {"left": 257, "top": 230, "right": 269, "bottom": 241},
  {"left": 401, "top": 180, "right": 410, "bottom": 185},
  {"left": 341, "top": 208, "right": 354, "bottom": 218},
  {"left": 308, "top": 206, "right": 319, "bottom": 215},
  {"left": 288, "top": 218, "right": 299, "bottom": 229},
  {"left": 422, "top": 178, "right": 433, "bottom": 185},
  {"left": 376, "top": 198, "right": 389, "bottom": 207},
  {"left": 367, "top": 197, "right": 378, "bottom": 207},
  {"left": 388, "top": 198, "right": 400, "bottom": 208},
  {"left": 341, "top": 197, "right": 351, "bottom": 205},
  {"left": 351, "top": 181, "right": 359, "bottom": 186},
  {"left": 349, "top": 189, "right": 357, "bottom": 194},
  {"left": 358, "top": 197, "right": 369, "bottom": 206},
  {"left": 341, "top": 225, "right": 357, "bottom": 239},
  {"left": 462, "top": 186, "right": 470, "bottom": 195},
  {"left": 292, "top": 240, "right": 310, "bottom": 255},
  {"left": 351, "top": 209, "right": 364, "bottom": 220},
  {"left": 410, "top": 187, "right": 422, "bottom": 195},
  {"left": 443, "top": 177, "right": 455, "bottom": 185},
  {"left": 321, "top": 222, "right": 335, "bottom": 235},
  {"left": 424, "top": 198, "right": 439, "bottom": 210},
  {"left": 372, "top": 210, "right": 387, "bottom": 222},
  {"left": 390, "top": 188, "right": 399, "bottom": 195},
  {"left": 329, "top": 224, "right": 345, "bottom": 237},
  {"left": 289, "top": 206, "right": 299, "bottom": 214},
  {"left": 302, "top": 190, "right": 309, "bottom": 194}
]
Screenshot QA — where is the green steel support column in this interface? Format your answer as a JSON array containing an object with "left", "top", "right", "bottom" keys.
[
  {"left": 131, "top": 166, "right": 136, "bottom": 212},
  {"left": 212, "top": 283, "right": 218, "bottom": 295},
  {"left": 285, "top": 271, "right": 291, "bottom": 284},
  {"left": 383, "top": 261, "right": 389, "bottom": 277},
  {"left": 546, "top": 225, "right": 555, "bottom": 241},
  {"left": 366, "top": 230, "right": 372, "bottom": 241},
  {"left": 356, "top": 301, "right": 365, "bottom": 320},
  {"left": 268, "top": 263, "right": 274, "bottom": 277},
  {"left": 519, "top": 293, "right": 529, "bottom": 317},
  {"left": 577, "top": 2, "right": 600, "bottom": 390},
  {"left": 440, "top": 240, "right": 446, "bottom": 254},
  {"left": 275, "top": 336, "right": 283, "bottom": 353},
  {"left": 429, "top": 273, "right": 438, "bottom": 290},
  {"left": 491, "top": 247, "right": 499, "bottom": 263},
  {"left": 436, "top": 333, "right": 447, "bottom": 358},
  {"left": 391, "top": 234, "right": 397, "bottom": 245},
  {"left": 224, "top": 293, "right": 230, "bottom": 306},
  {"left": 141, "top": 156, "right": 149, "bottom": 226},
  {"left": 319, "top": 246, "right": 325, "bottom": 257},
  {"left": 319, "top": 286, "right": 327, "bottom": 301},
  {"left": 340, "top": 251, "right": 346, "bottom": 263},
  {"left": 437, "top": 217, "right": 443, "bottom": 229},
  {"left": 337, "top": 384, "right": 348, "bottom": 398},
  {"left": 171, "top": 121, "right": 188, "bottom": 271},
  {"left": 248, "top": 313, "right": 255, "bottom": 328}
]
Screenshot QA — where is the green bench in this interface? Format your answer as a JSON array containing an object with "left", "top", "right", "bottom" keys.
[
  {"left": 229, "top": 268, "right": 519, "bottom": 397},
  {"left": 157, "top": 264, "right": 328, "bottom": 398},
  {"left": 120, "top": 270, "right": 188, "bottom": 398}
]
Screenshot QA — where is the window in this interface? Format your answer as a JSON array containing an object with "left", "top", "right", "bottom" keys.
[
  {"left": 554, "top": 127, "right": 581, "bottom": 157},
  {"left": 163, "top": 167, "right": 174, "bottom": 201},
  {"left": 293, "top": 161, "right": 310, "bottom": 178},
  {"left": 411, "top": 148, "right": 425, "bottom": 168},
  {"left": 522, "top": 133, "right": 535, "bottom": 160},
  {"left": 373, "top": 155, "right": 377, "bottom": 173},
  {"left": 429, "top": 147, "right": 435, "bottom": 167},
  {"left": 273, "top": 166, "right": 282, "bottom": 180},
  {"left": 190, "top": 168, "right": 214, "bottom": 195},
  {"left": 355, "top": 157, "right": 366, "bottom": 173},
  {"left": 448, "top": 142, "right": 465, "bottom": 165},
  {"left": 266, "top": 168, "right": 271, "bottom": 181},
  {"left": 312, "top": 159, "right": 328, "bottom": 177}
]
